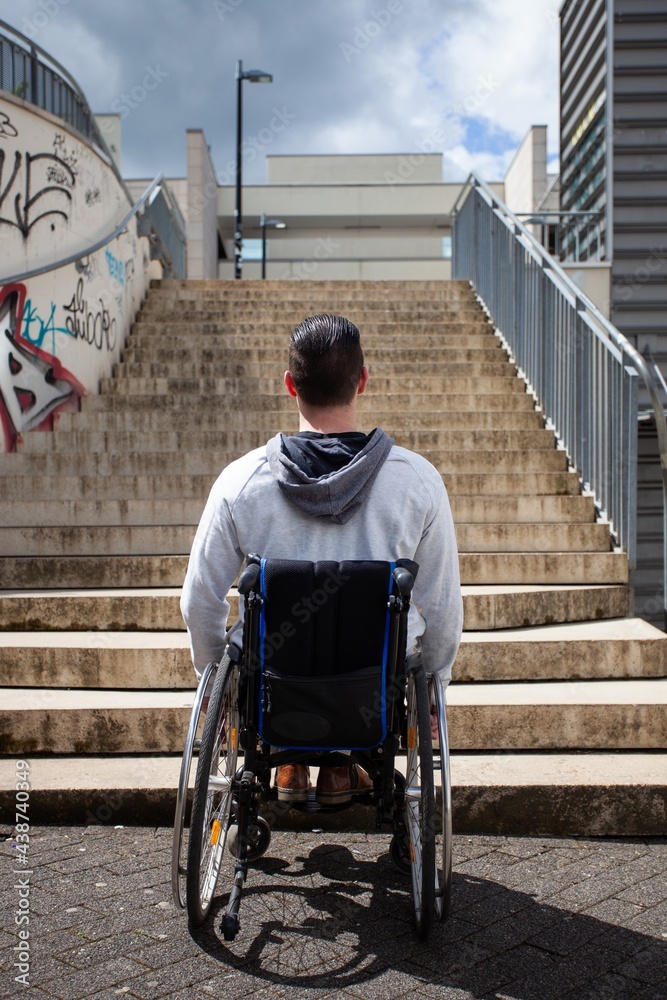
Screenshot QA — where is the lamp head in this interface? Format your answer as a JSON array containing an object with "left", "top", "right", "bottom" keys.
[{"left": 243, "top": 69, "right": 273, "bottom": 83}]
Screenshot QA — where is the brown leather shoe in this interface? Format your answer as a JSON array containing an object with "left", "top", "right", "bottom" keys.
[
  {"left": 275, "top": 764, "right": 310, "bottom": 803},
  {"left": 316, "top": 764, "right": 373, "bottom": 805}
]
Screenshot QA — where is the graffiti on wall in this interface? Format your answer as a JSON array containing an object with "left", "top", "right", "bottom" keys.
[
  {"left": 63, "top": 278, "right": 117, "bottom": 352},
  {"left": 0, "top": 282, "right": 84, "bottom": 450},
  {"left": 0, "top": 111, "right": 18, "bottom": 140},
  {"left": 0, "top": 148, "right": 75, "bottom": 238}
]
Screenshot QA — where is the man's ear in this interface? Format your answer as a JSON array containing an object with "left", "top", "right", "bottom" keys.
[
  {"left": 358, "top": 365, "right": 370, "bottom": 395},
  {"left": 284, "top": 371, "right": 298, "bottom": 398}
]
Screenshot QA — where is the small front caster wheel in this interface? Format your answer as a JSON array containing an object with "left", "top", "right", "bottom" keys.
[{"left": 390, "top": 833, "right": 411, "bottom": 876}]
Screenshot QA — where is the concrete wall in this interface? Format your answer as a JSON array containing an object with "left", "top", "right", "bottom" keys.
[
  {"left": 186, "top": 130, "right": 218, "bottom": 279},
  {"left": 504, "top": 125, "right": 548, "bottom": 217},
  {"left": 219, "top": 259, "right": 452, "bottom": 280},
  {"left": 94, "top": 114, "right": 122, "bottom": 172},
  {"left": 266, "top": 153, "right": 443, "bottom": 184},
  {"left": 561, "top": 261, "right": 612, "bottom": 317},
  {"left": 0, "top": 95, "right": 155, "bottom": 452}
]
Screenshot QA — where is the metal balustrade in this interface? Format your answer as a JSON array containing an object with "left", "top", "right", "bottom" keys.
[
  {"left": 0, "top": 19, "right": 106, "bottom": 151},
  {"left": 453, "top": 176, "right": 667, "bottom": 626}
]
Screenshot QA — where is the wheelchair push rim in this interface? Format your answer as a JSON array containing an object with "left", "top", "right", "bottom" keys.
[
  {"left": 171, "top": 658, "right": 217, "bottom": 909},
  {"left": 430, "top": 674, "right": 453, "bottom": 921},
  {"left": 405, "top": 666, "right": 436, "bottom": 940},
  {"left": 186, "top": 654, "right": 240, "bottom": 927}
]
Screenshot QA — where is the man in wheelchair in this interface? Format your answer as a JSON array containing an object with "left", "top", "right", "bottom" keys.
[{"left": 180, "top": 313, "right": 463, "bottom": 804}]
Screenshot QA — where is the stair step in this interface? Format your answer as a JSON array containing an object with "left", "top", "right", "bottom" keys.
[
  {"left": 127, "top": 333, "right": 499, "bottom": 353},
  {"left": 455, "top": 618, "right": 666, "bottom": 680},
  {"left": 156, "top": 277, "right": 474, "bottom": 293},
  {"left": 0, "top": 449, "right": 570, "bottom": 477},
  {"left": 55, "top": 409, "right": 546, "bottom": 433},
  {"left": 450, "top": 495, "right": 595, "bottom": 523},
  {"left": 0, "top": 494, "right": 594, "bottom": 528},
  {"left": 0, "top": 551, "right": 628, "bottom": 588},
  {"left": 455, "top": 523, "right": 611, "bottom": 553},
  {"left": 98, "top": 375, "right": 527, "bottom": 395},
  {"left": 0, "top": 584, "right": 629, "bottom": 634},
  {"left": 0, "top": 474, "right": 217, "bottom": 501},
  {"left": 0, "top": 471, "right": 583, "bottom": 502},
  {"left": 0, "top": 499, "right": 205, "bottom": 528},
  {"left": 0, "top": 752, "right": 662, "bottom": 835},
  {"left": 133, "top": 318, "right": 493, "bottom": 335},
  {"left": 122, "top": 342, "right": 506, "bottom": 362},
  {"left": 0, "top": 589, "right": 186, "bottom": 632},
  {"left": 0, "top": 522, "right": 612, "bottom": 557},
  {"left": 19, "top": 427, "right": 558, "bottom": 455},
  {"left": 2, "top": 678, "right": 664, "bottom": 753},
  {"left": 114, "top": 360, "right": 515, "bottom": 379},
  {"left": 132, "top": 325, "right": 495, "bottom": 343},
  {"left": 461, "top": 584, "right": 629, "bottom": 629},
  {"left": 2, "top": 616, "right": 659, "bottom": 687},
  {"left": 81, "top": 391, "right": 539, "bottom": 413},
  {"left": 446, "top": 678, "right": 667, "bottom": 750},
  {"left": 460, "top": 552, "right": 627, "bottom": 585}
]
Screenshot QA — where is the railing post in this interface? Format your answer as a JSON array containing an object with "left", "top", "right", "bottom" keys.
[{"left": 622, "top": 366, "right": 639, "bottom": 574}]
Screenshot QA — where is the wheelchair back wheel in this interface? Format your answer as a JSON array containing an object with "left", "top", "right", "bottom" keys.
[
  {"left": 431, "top": 675, "right": 453, "bottom": 921},
  {"left": 186, "top": 652, "right": 239, "bottom": 927},
  {"left": 405, "top": 665, "right": 436, "bottom": 940},
  {"left": 171, "top": 659, "right": 217, "bottom": 909}
]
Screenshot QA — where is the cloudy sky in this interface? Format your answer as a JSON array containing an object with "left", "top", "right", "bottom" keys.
[{"left": 0, "top": 0, "right": 562, "bottom": 184}]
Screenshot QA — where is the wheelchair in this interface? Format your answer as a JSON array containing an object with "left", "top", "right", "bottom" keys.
[{"left": 172, "top": 554, "right": 452, "bottom": 941}]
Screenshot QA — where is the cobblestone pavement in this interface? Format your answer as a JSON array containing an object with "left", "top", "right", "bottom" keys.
[{"left": 0, "top": 825, "right": 666, "bottom": 1000}]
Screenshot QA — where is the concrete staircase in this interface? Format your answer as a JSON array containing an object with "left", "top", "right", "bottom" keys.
[{"left": 1, "top": 279, "right": 665, "bottom": 835}]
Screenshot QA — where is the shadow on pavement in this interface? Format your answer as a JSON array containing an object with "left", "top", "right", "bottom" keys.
[{"left": 190, "top": 843, "right": 665, "bottom": 997}]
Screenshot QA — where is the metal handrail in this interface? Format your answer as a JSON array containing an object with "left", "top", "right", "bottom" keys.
[
  {"left": 452, "top": 173, "right": 667, "bottom": 627},
  {"left": 0, "top": 174, "right": 166, "bottom": 284}
]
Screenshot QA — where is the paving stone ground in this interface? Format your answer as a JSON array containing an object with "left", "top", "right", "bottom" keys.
[{"left": 0, "top": 825, "right": 666, "bottom": 1000}]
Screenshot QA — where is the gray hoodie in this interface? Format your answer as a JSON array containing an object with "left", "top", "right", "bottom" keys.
[
  {"left": 181, "top": 432, "right": 463, "bottom": 685},
  {"left": 266, "top": 428, "right": 394, "bottom": 524}
]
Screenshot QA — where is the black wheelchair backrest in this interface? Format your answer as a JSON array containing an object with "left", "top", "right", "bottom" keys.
[{"left": 242, "top": 556, "right": 417, "bottom": 751}]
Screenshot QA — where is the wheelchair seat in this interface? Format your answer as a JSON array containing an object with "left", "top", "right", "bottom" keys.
[{"left": 172, "top": 554, "right": 452, "bottom": 943}]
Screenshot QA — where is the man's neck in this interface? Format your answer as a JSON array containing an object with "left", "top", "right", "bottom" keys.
[{"left": 298, "top": 406, "right": 358, "bottom": 434}]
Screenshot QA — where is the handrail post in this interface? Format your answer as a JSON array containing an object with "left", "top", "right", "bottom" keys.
[{"left": 623, "top": 367, "right": 639, "bottom": 572}]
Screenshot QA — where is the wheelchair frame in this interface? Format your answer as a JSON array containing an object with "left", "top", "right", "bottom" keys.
[{"left": 172, "top": 556, "right": 452, "bottom": 941}]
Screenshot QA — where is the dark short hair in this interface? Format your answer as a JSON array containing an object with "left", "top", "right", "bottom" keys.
[{"left": 288, "top": 314, "right": 364, "bottom": 408}]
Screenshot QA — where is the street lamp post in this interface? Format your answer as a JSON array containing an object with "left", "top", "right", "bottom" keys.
[
  {"left": 260, "top": 213, "right": 286, "bottom": 279},
  {"left": 235, "top": 59, "right": 273, "bottom": 280}
]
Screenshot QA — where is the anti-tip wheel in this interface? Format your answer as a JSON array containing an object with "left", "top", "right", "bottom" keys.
[
  {"left": 221, "top": 912, "right": 240, "bottom": 941},
  {"left": 227, "top": 816, "right": 272, "bottom": 862}
]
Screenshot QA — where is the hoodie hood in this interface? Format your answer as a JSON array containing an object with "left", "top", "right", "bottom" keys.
[{"left": 266, "top": 428, "right": 394, "bottom": 524}]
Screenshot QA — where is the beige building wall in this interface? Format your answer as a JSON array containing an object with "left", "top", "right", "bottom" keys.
[
  {"left": 503, "top": 125, "right": 548, "bottom": 217},
  {"left": 186, "top": 129, "right": 218, "bottom": 279},
  {"left": 562, "top": 261, "right": 612, "bottom": 318},
  {"left": 267, "top": 153, "right": 443, "bottom": 184}
]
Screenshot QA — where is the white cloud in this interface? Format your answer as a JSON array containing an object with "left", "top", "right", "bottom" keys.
[
  {"left": 0, "top": 0, "right": 561, "bottom": 184},
  {"left": 443, "top": 143, "right": 516, "bottom": 183}
]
